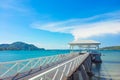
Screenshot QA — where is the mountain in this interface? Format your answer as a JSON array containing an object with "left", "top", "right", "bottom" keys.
[
  {"left": 0, "top": 42, "right": 45, "bottom": 51},
  {"left": 100, "top": 46, "right": 120, "bottom": 50}
]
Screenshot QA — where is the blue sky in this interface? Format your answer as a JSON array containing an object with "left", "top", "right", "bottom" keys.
[{"left": 0, "top": 0, "right": 120, "bottom": 49}]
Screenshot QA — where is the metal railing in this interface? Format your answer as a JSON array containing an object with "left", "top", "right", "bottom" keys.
[
  {"left": 29, "top": 53, "right": 89, "bottom": 80},
  {"left": 0, "top": 53, "right": 79, "bottom": 79}
]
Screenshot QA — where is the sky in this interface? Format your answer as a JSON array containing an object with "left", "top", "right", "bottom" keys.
[{"left": 0, "top": 0, "right": 120, "bottom": 49}]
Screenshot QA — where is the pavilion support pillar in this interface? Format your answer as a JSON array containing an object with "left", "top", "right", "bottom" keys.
[{"left": 70, "top": 45, "right": 74, "bottom": 53}]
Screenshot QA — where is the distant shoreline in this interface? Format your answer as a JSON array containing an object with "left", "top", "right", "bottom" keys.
[
  {"left": 100, "top": 46, "right": 120, "bottom": 50},
  {"left": 0, "top": 41, "right": 120, "bottom": 51},
  {"left": 0, "top": 42, "right": 45, "bottom": 51},
  {"left": 0, "top": 49, "right": 120, "bottom": 51}
]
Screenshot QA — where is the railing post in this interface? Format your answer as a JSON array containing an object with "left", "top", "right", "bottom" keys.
[
  {"left": 66, "top": 62, "right": 72, "bottom": 76},
  {"left": 52, "top": 69, "right": 59, "bottom": 80},
  {"left": 60, "top": 65, "right": 66, "bottom": 80}
]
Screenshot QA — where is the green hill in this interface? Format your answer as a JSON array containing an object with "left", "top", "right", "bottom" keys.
[
  {"left": 0, "top": 42, "right": 44, "bottom": 51},
  {"left": 101, "top": 46, "right": 120, "bottom": 50}
]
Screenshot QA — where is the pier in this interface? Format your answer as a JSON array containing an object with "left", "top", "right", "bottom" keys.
[{"left": 0, "top": 40, "right": 102, "bottom": 80}]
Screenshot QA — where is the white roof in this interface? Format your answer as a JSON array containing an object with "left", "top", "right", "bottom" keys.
[{"left": 69, "top": 40, "right": 100, "bottom": 45}]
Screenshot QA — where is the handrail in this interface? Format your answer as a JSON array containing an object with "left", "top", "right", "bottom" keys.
[{"left": 0, "top": 53, "right": 79, "bottom": 79}]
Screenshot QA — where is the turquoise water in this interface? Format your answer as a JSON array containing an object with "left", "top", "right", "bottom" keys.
[
  {"left": 0, "top": 50, "right": 70, "bottom": 62},
  {"left": 92, "top": 50, "right": 120, "bottom": 80},
  {"left": 0, "top": 50, "right": 120, "bottom": 80}
]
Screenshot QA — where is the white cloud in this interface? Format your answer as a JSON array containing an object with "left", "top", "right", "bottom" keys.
[
  {"left": 32, "top": 11, "right": 120, "bottom": 40},
  {"left": 72, "top": 20, "right": 120, "bottom": 40}
]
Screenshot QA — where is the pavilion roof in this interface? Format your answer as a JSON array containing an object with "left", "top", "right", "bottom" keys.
[{"left": 69, "top": 40, "right": 100, "bottom": 45}]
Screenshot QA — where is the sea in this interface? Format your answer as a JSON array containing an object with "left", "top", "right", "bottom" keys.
[{"left": 0, "top": 50, "right": 120, "bottom": 80}]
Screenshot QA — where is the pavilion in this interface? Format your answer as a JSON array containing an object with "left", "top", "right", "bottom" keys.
[
  {"left": 69, "top": 40, "right": 101, "bottom": 51},
  {"left": 69, "top": 40, "right": 102, "bottom": 63}
]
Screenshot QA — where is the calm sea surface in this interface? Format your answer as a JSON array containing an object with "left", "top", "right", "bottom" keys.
[
  {"left": 0, "top": 50, "right": 120, "bottom": 80},
  {"left": 0, "top": 50, "right": 70, "bottom": 62},
  {"left": 92, "top": 50, "right": 120, "bottom": 80}
]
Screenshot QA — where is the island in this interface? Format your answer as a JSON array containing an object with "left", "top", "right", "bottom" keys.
[
  {"left": 0, "top": 42, "right": 45, "bottom": 51},
  {"left": 100, "top": 46, "right": 120, "bottom": 50}
]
